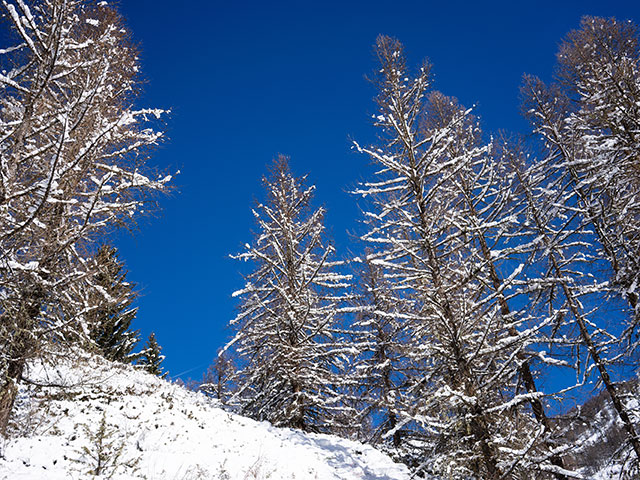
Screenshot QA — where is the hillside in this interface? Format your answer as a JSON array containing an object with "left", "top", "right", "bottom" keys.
[
  {"left": 556, "top": 381, "right": 640, "bottom": 480},
  {"left": 0, "top": 351, "right": 410, "bottom": 480}
]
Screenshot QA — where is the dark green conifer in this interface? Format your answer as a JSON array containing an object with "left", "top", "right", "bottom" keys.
[
  {"left": 87, "top": 246, "right": 140, "bottom": 363},
  {"left": 138, "top": 332, "right": 166, "bottom": 378}
]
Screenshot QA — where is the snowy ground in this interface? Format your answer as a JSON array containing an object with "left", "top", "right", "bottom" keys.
[{"left": 0, "top": 351, "right": 411, "bottom": 480}]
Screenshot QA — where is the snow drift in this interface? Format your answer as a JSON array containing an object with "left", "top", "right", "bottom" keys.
[{"left": 0, "top": 351, "right": 410, "bottom": 480}]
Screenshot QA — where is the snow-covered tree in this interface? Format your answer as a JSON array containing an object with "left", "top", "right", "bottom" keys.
[
  {"left": 353, "top": 35, "right": 567, "bottom": 479},
  {"left": 522, "top": 16, "right": 640, "bottom": 348},
  {"left": 225, "top": 156, "right": 353, "bottom": 433},
  {"left": 502, "top": 139, "right": 640, "bottom": 472},
  {"left": 0, "top": 0, "right": 170, "bottom": 433},
  {"left": 348, "top": 254, "right": 413, "bottom": 450},
  {"left": 85, "top": 245, "right": 140, "bottom": 363},
  {"left": 138, "top": 332, "right": 166, "bottom": 378},
  {"left": 199, "top": 352, "right": 235, "bottom": 403},
  {"left": 421, "top": 93, "right": 572, "bottom": 477},
  {"left": 555, "top": 18, "right": 640, "bottom": 328},
  {"left": 520, "top": 16, "right": 640, "bottom": 469}
]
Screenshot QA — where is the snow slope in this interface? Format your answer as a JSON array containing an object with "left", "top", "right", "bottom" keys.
[{"left": 0, "top": 351, "right": 411, "bottom": 480}]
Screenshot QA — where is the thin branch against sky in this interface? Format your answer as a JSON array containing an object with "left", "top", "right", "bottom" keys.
[{"left": 112, "top": 0, "right": 640, "bottom": 381}]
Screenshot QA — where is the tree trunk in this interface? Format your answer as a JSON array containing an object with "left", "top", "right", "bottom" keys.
[
  {"left": 0, "top": 357, "right": 25, "bottom": 435},
  {"left": 0, "top": 288, "right": 43, "bottom": 435},
  {"left": 516, "top": 161, "right": 640, "bottom": 466}
]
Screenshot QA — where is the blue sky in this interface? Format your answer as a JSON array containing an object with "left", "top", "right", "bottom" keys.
[{"left": 113, "top": 0, "right": 640, "bottom": 381}]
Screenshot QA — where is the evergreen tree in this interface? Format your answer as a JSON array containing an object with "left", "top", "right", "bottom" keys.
[
  {"left": 86, "top": 245, "right": 140, "bottom": 363},
  {"left": 225, "top": 156, "right": 353, "bottom": 433},
  {"left": 138, "top": 332, "right": 166, "bottom": 379}
]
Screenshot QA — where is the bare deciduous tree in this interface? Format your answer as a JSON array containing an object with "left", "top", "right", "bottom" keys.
[
  {"left": 521, "top": 15, "right": 640, "bottom": 471},
  {"left": 0, "top": 0, "right": 171, "bottom": 433},
  {"left": 354, "top": 35, "right": 569, "bottom": 479},
  {"left": 226, "top": 156, "right": 353, "bottom": 433}
]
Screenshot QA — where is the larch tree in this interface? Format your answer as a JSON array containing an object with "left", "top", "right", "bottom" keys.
[
  {"left": 520, "top": 15, "right": 640, "bottom": 472},
  {"left": 0, "top": 0, "right": 170, "bottom": 433},
  {"left": 502, "top": 138, "right": 640, "bottom": 473},
  {"left": 421, "top": 94, "right": 573, "bottom": 478},
  {"left": 555, "top": 17, "right": 640, "bottom": 327},
  {"left": 353, "top": 35, "right": 569, "bottom": 479},
  {"left": 521, "top": 16, "right": 640, "bottom": 353},
  {"left": 225, "top": 156, "right": 353, "bottom": 433},
  {"left": 348, "top": 254, "right": 413, "bottom": 451},
  {"left": 199, "top": 352, "right": 235, "bottom": 404}
]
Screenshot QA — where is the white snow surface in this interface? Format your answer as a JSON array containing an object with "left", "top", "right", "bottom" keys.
[{"left": 0, "top": 352, "right": 411, "bottom": 480}]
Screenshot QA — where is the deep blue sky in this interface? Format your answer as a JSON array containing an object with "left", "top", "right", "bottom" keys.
[{"left": 114, "top": 0, "right": 640, "bottom": 381}]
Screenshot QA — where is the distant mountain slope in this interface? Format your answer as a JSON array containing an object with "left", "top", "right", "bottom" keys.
[
  {"left": 556, "top": 380, "right": 640, "bottom": 480},
  {"left": 0, "top": 351, "right": 410, "bottom": 480}
]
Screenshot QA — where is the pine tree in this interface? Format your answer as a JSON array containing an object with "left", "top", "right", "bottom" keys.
[
  {"left": 86, "top": 245, "right": 140, "bottom": 363},
  {"left": 138, "top": 332, "right": 166, "bottom": 378},
  {"left": 225, "top": 156, "right": 353, "bottom": 433}
]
